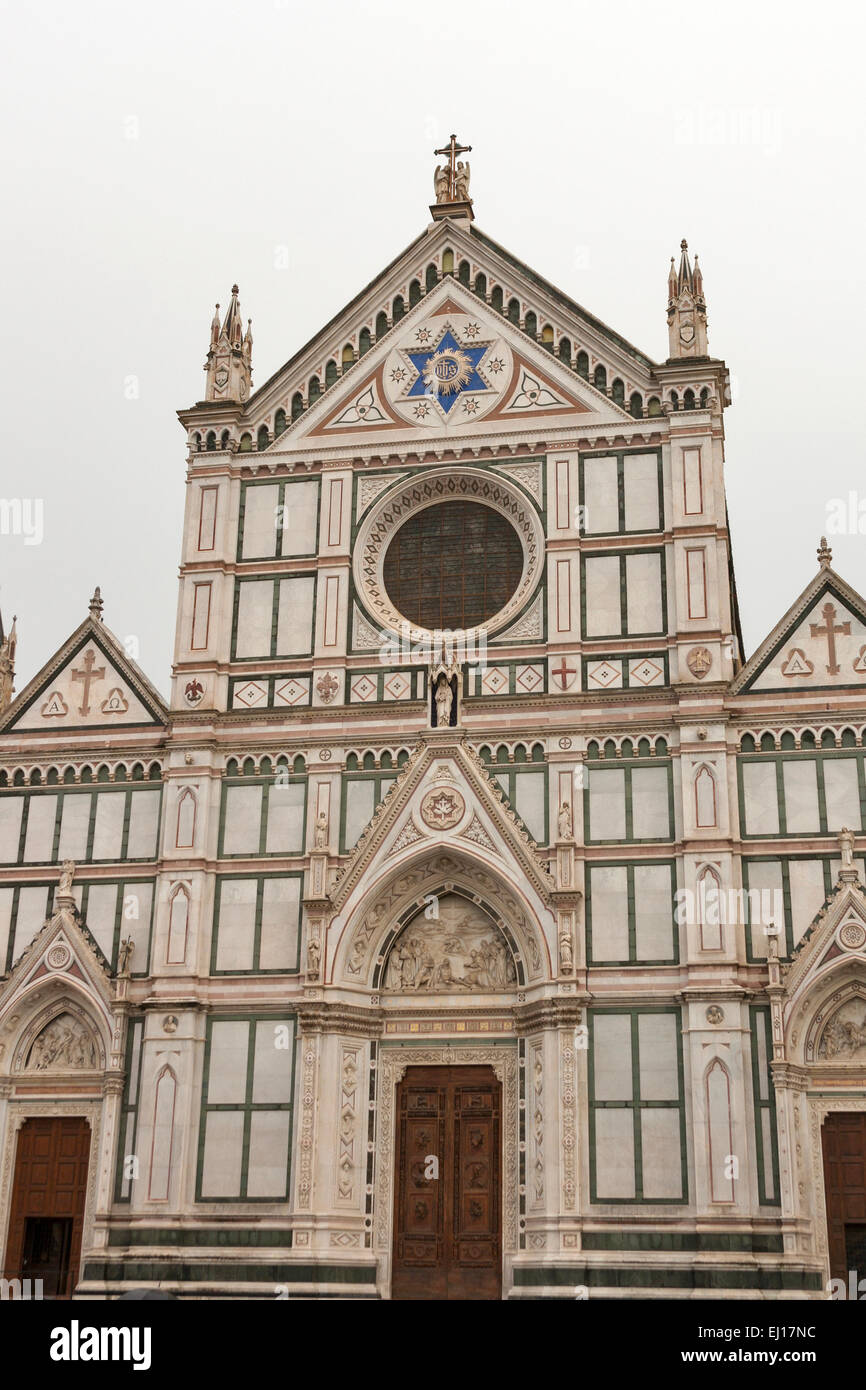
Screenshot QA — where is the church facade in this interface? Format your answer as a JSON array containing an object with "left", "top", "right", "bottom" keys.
[{"left": 1, "top": 148, "right": 865, "bottom": 1300}]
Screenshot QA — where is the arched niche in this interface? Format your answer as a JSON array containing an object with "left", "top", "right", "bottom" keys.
[
  {"left": 803, "top": 978, "right": 866, "bottom": 1064},
  {"left": 10, "top": 996, "right": 108, "bottom": 1076},
  {"left": 335, "top": 851, "right": 550, "bottom": 987}
]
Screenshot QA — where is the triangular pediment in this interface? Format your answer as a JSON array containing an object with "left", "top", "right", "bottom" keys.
[
  {"left": 781, "top": 874, "right": 866, "bottom": 1065},
  {"left": 275, "top": 277, "right": 632, "bottom": 451},
  {"left": 732, "top": 567, "right": 866, "bottom": 694},
  {"left": 786, "top": 878, "right": 866, "bottom": 986},
  {"left": 0, "top": 616, "right": 168, "bottom": 733},
  {"left": 0, "top": 895, "right": 115, "bottom": 1031},
  {"left": 330, "top": 735, "right": 555, "bottom": 912},
  {"left": 0, "top": 896, "right": 118, "bottom": 1077},
  {"left": 234, "top": 218, "right": 659, "bottom": 459}
]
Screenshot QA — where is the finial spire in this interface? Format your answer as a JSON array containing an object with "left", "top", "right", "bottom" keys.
[
  {"left": 666, "top": 236, "right": 708, "bottom": 358},
  {"left": 89, "top": 586, "right": 104, "bottom": 621},
  {"left": 0, "top": 609, "right": 16, "bottom": 713},
  {"left": 204, "top": 284, "right": 253, "bottom": 402},
  {"left": 674, "top": 240, "right": 695, "bottom": 292},
  {"left": 817, "top": 536, "right": 832, "bottom": 569},
  {"left": 223, "top": 284, "right": 243, "bottom": 349}
]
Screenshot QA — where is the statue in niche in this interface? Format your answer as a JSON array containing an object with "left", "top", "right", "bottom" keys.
[
  {"left": 559, "top": 927, "right": 574, "bottom": 972},
  {"left": 557, "top": 802, "right": 573, "bottom": 840},
  {"left": 818, "top": 1000, "right": 866, "bottom": 1059},
  {"left": 347, "top": 936, "right": 367, "bottom": 976},
  {"left": 433, "top": 673, "right": 454, "bottom": 728},
  {"left": 384, "top": 893, "right": 516, "bottom": 992},
  {"left": 26, "top": 1014, "right": 97, "bottom": 1071},
  {"left": 307, "top": 935, "right": 320, "bottom": 978},
  {"left": 314, "top": 810, "right": 328, "bottom": 850}
]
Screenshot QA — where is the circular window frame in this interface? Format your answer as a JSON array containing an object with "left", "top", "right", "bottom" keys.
[{"left": 354, "top": 470, "right": 544, "bottom": 641}]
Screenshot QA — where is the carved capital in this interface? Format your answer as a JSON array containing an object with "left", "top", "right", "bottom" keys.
[
  {"left": 514, "top": 997, "right": 584, "bottom": 1034},
  {"left": 296, "top": 1000, "right": 385, "bottom": 1039}
]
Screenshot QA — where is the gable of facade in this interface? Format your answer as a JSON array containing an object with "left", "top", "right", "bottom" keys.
[
  {"left": 0, "top": 593, "right": 167, "bottom": 737},
  {"left": 733, "top": 553, "right": 866, "bottom": 695}
]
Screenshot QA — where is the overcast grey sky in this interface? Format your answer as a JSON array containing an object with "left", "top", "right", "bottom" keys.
[{"left": 2, "top": 0, "right": 864, "bottom": 695}]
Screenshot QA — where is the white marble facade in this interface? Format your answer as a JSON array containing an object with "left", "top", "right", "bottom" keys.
[{"left": 0, "top": 210, "right": 865, "bottom": 1300}]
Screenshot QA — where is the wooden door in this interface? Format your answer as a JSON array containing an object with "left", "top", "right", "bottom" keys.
[
  {"left": 3, "top": 1117, "right": 91, "bottom": 1298},
  {"left": 392, "top": 1065, "right": 501, "bottom": 1300},
  {"left": 821, "top": 1112, "right": 866, "bottom": 1284}
]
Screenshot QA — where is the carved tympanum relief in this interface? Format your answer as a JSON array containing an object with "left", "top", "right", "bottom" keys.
[
  {"left": 817, "top": 999, "right": 866, "bottom": 1060},
  {"left": 26, "top": 1014, "right": 98, "bottom": 1071},
  {"left": 384, "top": 893, "right": 516, "bottom": 992}
]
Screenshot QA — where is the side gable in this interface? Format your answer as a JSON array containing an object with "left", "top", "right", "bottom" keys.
[
  {"left": 731, "top": 564, "right": 866, "bottom": 695},
  {"left": 0, "top": 614, "right": 168, "bottom": 735}
]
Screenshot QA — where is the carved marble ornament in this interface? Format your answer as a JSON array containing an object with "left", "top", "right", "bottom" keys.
[
  {"left": 384, "top": 893, "right": 516, "bottom": 993},
  {"left": 686, "top": 646, "right": 713, "bottom": 680},
  {"left": 419, "top": 786, "right": 465, "bottom": 830},
  {"left": 817, "top": 999, "right": 866, "bottom": 1060},
  {"left": 26, "top": 1013, "right": 97, "bottom": 1071}
]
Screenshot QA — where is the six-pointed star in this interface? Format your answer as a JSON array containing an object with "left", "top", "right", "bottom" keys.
[{"left": 406, "top": 328, "right": 491, "bottom": 415}]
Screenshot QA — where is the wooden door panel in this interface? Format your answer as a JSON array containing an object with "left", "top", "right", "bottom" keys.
[
  {"left": 393, "top": 1083, "right": 446, "bottom": 1293},
  {"left": 3, "top": 1118, "right": 91, "bottom": 1298},
  {"left": 449, "top": 1080, "right": 500, "bottom": 1298},
  {"left": 392, "top": 1066, "right": 501, "bottom": 1301},
  {"left": 822, "top": 1112, "right": 866, "bottom": 1284}
]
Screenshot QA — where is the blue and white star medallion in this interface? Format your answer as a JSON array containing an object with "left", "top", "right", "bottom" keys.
[{"left": 384, "top": 313, "right": 511, "bottom": 426}]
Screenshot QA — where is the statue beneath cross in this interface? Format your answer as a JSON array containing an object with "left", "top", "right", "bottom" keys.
[{"left": 434, "top": 134, "right": 472, "bottom": 205}]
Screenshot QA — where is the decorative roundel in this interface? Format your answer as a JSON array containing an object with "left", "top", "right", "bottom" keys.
[
  {"left": 424, "top": 346, "right": 474, "bottom": 394},
  {"left": 46, "top": 943, "right": 72, "bottom": 972},
  {"left": 839, "top": 921, "right": 866, "bottom": 951},
  {"left": 420, "top": 787, "right": 466, "bottom": 831},
  {"left": 705, "top": 1005, "right": 725, "bottom": 1025}
]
